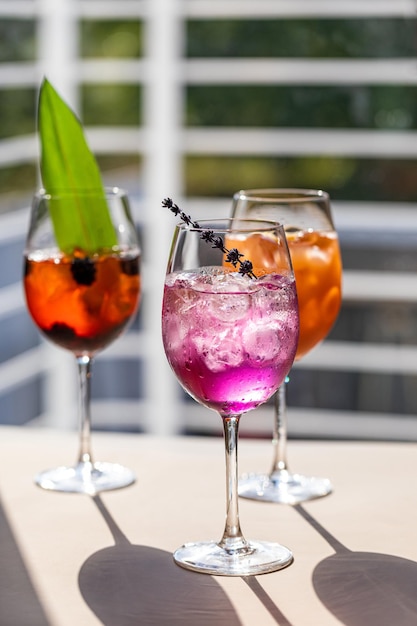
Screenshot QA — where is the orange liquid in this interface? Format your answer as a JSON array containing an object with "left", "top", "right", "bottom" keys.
[
  {"left": 288, "top": 231, "right": 342, "bottom": 360},
  {"left": 24, "top": 253, "right": 141, "bottom": 355},
  {"left": 225, "top": 230, "right": 342, "bottom": 359},
  {"left": 224, "top": 232, "right": 289, "bottom": 277}
]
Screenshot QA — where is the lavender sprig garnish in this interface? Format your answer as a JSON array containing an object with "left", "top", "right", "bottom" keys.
[{"left": 162, "top": 197, "right": 256, "bottom": 279}]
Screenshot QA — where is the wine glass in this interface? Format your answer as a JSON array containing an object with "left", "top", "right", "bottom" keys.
[
  {"left": 231, "top": 189, "right": 342, "bottom": 504},
  {"left": 161, "top": 216, "right": 299, "bottom": 575},
  {"left": 23, "top": 187, "right": 141, "bottom": 494}
]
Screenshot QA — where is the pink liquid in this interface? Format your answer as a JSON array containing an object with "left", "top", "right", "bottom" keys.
[{"left": 162, "top": 269, "right": 299, "bottom": 416}]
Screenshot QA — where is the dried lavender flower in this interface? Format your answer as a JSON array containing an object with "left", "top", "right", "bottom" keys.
[{"left": 162, "top": 197, "right": 256, "bottom": 279}]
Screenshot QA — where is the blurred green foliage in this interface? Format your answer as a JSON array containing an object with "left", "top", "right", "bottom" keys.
[
  {"left": 0, "top": 164, "right": 37, "bottom": 194},
  {"left": 185, "top": 156, "right": 417, "bottom": 202},
  {"left": 187, "top": 86, "right": 417, "bottom": 130},
  {"left": 1, "top": 16, "right": 417, "bottom": 203},
  {"left": 0, "top": 19, "right": 35, "bottom": 62},
  {"left": 80, "top": 20, "right": 142, "bottom": 58},
  {"left": 0, "top": 89, "right": 36, "bottom": 139},
  {"left": 186, "top": 19, "right": 417, "bottom": 58},
  {"left": 81, "top": 84, "right": 141, "bottom": 126},
  {"left": 184, "top": 17, "right": 417, "bottom": 201}
]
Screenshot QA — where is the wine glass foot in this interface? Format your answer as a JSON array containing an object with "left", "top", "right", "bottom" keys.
[
  {"left": 173, "top": 540, "right": 293, "bottom": 576},
  {"left": 34, "top": 461, "right": 136, "bottom": 495},
  {"left": 238, "top": 471, "right": 332, "bottom": 505}
]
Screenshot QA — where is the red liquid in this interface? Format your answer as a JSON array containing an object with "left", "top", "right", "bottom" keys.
[
  {"left": 24, "top": 252, "right": 141, "bottom": 355},
  {"left": 162, "top": 270, "right": 299, "bottom": 416}
]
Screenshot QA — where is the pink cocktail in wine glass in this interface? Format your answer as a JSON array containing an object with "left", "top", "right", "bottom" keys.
[{"left": 161, "top": 212, "right": 299, "bottom": 576}]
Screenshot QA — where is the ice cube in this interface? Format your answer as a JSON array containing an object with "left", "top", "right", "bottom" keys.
[
  {"left": 162, "top": 313, "right": 188, "bottom": 355},
  {"left": 242, "top": 320, "right": 284, "bottom": 364},
  {"left": 193, "top": 328, "right": 244, "bottom": 372},
  {"left": 205, "top": 292, "right": 250, "bottom": 323},
  {"left": 193, "top": 268, "right": 256, "bottom": 293}
]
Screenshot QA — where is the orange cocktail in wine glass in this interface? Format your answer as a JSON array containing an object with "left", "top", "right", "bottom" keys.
[
  {"left": 24, "top": 188, "right": 141, "bottom": 494},
  {"left": 231, "top": 189, "right": 342, "bottom": 504}
]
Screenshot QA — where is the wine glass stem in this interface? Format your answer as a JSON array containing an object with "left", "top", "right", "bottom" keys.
[
  {"left": 219, "top": 415, "right": 247, "bottom": 552},
  {"left": 76, "top": 355, "right": 94, "bottom": 465},
  {"left": 271, "top": 382, "right": 289, "bottom": 474}
]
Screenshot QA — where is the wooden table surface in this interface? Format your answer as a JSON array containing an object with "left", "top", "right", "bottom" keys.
[{"left": 1, "top": 425, "right": 417, "bottom": 626}]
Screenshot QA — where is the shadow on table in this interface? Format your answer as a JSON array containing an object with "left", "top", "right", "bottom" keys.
[
  {"left": 0, "top": 496, "right": 51, "bottom": 626},
  {"left": 295, "top": 504, "right": 417, "bottom": 626},
  {"left": 78, "top": 495, "right": 243, "bottom": 626},
  {"left": 243, "top": 576, "right": 294, "bottom": 626}
]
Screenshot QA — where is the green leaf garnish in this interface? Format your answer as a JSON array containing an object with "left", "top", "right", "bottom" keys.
[{"left": 38, "top": 78, "right": 117, "bottom": 255}]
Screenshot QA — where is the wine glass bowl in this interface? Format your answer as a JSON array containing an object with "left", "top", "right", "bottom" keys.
[
  {"left": 162, "top": 217, "right": 299, "bottom": 575},
  {"left": 231, "top": 189, "right": 342, "bottom": 504},
  {"left": 23, "top": 187, "right": 141, "bottom": 494}
]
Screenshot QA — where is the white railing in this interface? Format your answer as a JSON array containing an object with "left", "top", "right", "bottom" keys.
[{"left": 1, "top": 0, "right": 417, "bottom": 439}]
